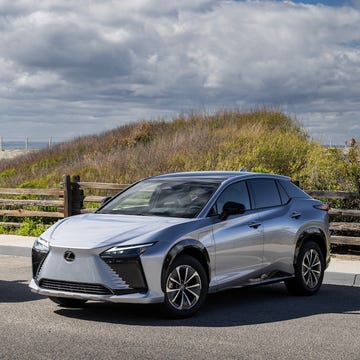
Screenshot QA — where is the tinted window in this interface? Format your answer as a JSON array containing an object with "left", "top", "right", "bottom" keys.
[
  {"left": 249, "top": 179, "right": 282, "bottom": 209},
  {"left": 279, "top": 179, "right": 311, "bottom": 199},
  {"left": 277, "top": 181, "right": 290, "bottom": 204},
  {"left": 215, "top": 181, "right": 251, "bottom": 214}
]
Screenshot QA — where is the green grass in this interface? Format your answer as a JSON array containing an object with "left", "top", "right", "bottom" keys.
[
  {"left": 0, "top": 109, "right": 358, "bottom": 192},
  {"left": 1, "top": 108, "right": 360, "bottom": 236},
  {"left": 0, "top": 218, "right": 49, "bottom": 237}
]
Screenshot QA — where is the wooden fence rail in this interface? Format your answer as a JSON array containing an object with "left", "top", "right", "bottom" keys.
[
  {"left": 0, "top": 175, "right": 359, "bottom": 247},
  {"left": 305, "top": 190, "right": 360, "bottom": 246},
  {"left": 0, "top": 186, "right": 64, "bottom": 221}
]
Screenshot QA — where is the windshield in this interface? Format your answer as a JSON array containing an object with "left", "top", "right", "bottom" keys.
[{"left": 97, "top": 178, "right": 221, "bottom": 218}]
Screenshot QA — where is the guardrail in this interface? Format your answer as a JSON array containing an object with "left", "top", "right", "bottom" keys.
[{"left": 0, "top": 176, "right": 359, "bottom": 247}]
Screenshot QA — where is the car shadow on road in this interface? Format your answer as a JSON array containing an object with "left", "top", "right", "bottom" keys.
[
  {"left": 54, "top": 283, "right": 360, "bottom": 327},
  {"left": 0, "top": 280, "right": 45, "bottom": 303}
]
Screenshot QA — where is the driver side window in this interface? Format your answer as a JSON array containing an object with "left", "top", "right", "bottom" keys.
[{"left": 215, "top": 181, "right": 251, "bottom": 215}]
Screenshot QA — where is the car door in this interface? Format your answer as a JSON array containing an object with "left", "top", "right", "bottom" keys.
[
  {"left": 247, "top": 179, "right": 294, "bottom": 273},
  {"left": 211, "top": 181, "right": 264, "bottom": 289}
]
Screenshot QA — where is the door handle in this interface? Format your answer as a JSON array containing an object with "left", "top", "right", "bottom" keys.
[
  {"left": 291, "top": 212, "right": 301, "bottom": 219},
  {"left": 249, "top": 222, "right": 261, "bottom": 229}
]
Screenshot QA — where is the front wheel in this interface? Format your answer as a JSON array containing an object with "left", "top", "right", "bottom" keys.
[
  {"left": 163, "top": 255, "right": 208, "bottom": 318},
  {"left": 49, "top": 296, "right": 87, "bottom": 308},
  {"left": 285, "top": 241, "right": 325, "bottom": 296}
]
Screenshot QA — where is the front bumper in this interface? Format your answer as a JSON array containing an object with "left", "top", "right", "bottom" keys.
[
  {"left": 29, "top": 278, "right": 163, "bottom": 304},
  {"left": 30, "top": 244, "right": 165, "bottom": 304}
]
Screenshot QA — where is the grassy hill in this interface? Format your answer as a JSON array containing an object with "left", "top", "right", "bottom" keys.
[{"left": 0, "top": 109, "right": 355, "bottom": 191}]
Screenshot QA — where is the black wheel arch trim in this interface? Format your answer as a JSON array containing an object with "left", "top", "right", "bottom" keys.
[
  {"left": 161, "top": 239, "right": 210, "bottom": 292},
  {"left": 294, "top": 227, "right": 329, "bottom": 266}
]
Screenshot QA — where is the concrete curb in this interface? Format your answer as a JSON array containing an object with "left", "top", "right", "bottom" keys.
[
  {"left": 0, "top": 235, "right": 36, "bottom": 257},
  {"left": 0, "top": 234, "right": 36, "bottom": 247},
  {"left": 323, "top": 257, "right": 359, "bottom": 287},
  {"left": 1, "top": 234, "right": 359, "bottom": 287}
]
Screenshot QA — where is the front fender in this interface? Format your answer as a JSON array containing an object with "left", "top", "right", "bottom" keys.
[{"left": 161, "top": 239, "right": 210, "bottom": 291}]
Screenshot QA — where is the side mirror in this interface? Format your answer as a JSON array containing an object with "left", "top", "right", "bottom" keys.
[
  {"left": 101, "top": 196, "right": 113, "bottom": 205},
  {"left": 219, "top": 201, "right": 246, "bottom": 221}
]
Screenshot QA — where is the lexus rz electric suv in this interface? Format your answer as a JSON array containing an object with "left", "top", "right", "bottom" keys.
[{"left": 30, "top": 171, "right": 330, "bottom": 317}]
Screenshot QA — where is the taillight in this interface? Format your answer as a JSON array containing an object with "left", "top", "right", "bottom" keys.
[{"left": 314, "top": 204, "right": 330, "bottom": 211}]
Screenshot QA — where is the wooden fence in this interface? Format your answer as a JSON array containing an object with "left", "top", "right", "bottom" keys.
[
  {"left": 306, "top": 190, "right": 360, "bottom": 247},
  {"left": 0, "top": 175, "right": 359, "bottom": 247}
]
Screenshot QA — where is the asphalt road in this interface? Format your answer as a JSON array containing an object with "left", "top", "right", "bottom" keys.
[{"left": 0, "top": 255, "right": 359, "bottom": 360}]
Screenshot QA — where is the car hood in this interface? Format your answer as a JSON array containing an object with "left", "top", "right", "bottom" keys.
[{"left": 44, "top": 213, "right": 194, "bottom": 249}]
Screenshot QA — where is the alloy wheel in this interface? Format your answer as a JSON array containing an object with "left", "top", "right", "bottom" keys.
[
  {"left": 301, "top": 248, "right": 322, "bottom": 289},
  {"left": 166, "top": 265, "right": 202, "bottom": 310}
]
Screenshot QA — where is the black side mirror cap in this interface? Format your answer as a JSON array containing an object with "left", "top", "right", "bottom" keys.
[{"left": 219, "top": 201, "right": 246, "bottom": 221}]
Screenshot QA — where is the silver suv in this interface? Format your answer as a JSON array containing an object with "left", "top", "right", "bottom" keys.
[{"left": 30, "top": 172, "right": 330, "bottom": 317}]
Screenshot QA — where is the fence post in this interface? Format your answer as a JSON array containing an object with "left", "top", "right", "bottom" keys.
[
  {"left": 63, "top": 175, "right": 72, "bottom": 217},
  {"left": 71, "top": 175, "right": 84, "bottom": 215}
]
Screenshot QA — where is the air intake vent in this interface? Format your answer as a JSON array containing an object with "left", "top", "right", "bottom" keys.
[{"left": 39, "top": 279, "right": 112, "bottom": 295}]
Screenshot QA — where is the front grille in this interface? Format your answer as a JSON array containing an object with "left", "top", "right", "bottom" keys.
[{"left": 39, "top": 279, "right": 112, "bottom": 295}]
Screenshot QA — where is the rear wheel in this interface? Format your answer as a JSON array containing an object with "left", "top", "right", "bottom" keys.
[
  {"left": 49, "top": 296, "right": 87, "bottom": 308},
  {"left": 285, "top": 241, "right": 324, "bottom": 295},
  {"left": 163, "top": 255, "right": 208, "bottom": 318}
]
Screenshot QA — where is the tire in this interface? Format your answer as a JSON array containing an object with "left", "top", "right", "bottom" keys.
[
  {"left": 163, "top": 255, "right": 208, "bottom": 318},
  {"left": 285, "top": 240, "right": 325, "bottom": 296},
  {"left": 49, "top": 296, "right": 87, "bottom": 308}
]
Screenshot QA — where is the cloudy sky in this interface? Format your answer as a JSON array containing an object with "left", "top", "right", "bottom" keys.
[{"left": 1, "top": 0, "right": 360, "bottom": 145}]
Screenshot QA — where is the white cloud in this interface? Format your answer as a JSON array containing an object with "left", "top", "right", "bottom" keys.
[{"left": 0, "top": 0, "right": 360, "bottom": 144}]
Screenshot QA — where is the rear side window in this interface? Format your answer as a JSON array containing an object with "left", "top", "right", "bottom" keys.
[
  {"left": 276, "top": 181, "right": 290, "bottom": 204},
  {"left": 279, "top": 179, "right": 311, "bottom": 199},
  {"left": 248, "top": 179, "right": 282, "bottom": 209}
]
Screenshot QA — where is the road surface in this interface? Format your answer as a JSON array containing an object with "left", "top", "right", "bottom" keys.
[{"left": 0, "top": 254, "right": 359, "bottom": 360}]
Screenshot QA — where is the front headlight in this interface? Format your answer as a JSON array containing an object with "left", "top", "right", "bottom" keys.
[
  {"left": 100, "top": 242, "right": 155, "bottom": 258},
  {"left": 33, "top": 237, "right": 49, "bottom": 253},
  {"left": 32, "top": 237, "right": 50, "bottom": 280}
]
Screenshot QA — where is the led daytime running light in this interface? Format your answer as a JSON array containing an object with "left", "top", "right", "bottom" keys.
[
  {"left": 104, "top": 242, "right": 154, "bottom": 256},
  {"left": 33, "top": 237, "right": 49, "bottom": 252}
]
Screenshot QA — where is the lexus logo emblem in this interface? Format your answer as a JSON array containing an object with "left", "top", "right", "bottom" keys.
[{"left": 64, "top": 251, "right": 76, "bottom": 262}]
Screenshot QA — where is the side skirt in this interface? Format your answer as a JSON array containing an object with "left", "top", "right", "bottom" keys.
[{"left": 209, "top": 272, "right": 294, "bottom": 294}]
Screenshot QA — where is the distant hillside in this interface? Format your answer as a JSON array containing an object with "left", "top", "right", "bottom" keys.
[{"left": 0, "top": 109, "right": 353, "bottom": 190}]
